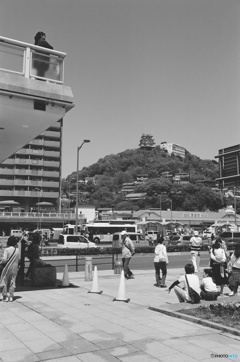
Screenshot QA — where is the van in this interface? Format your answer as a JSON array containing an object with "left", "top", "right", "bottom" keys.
[
  {"left": 58, "top": 234, "right": 96, "bottom": 249},
  {"left": 50, "top": 228, "right": 64, "bottom": 240},
  {"left": 112, "top": 232, "right": 145, "bottom": 247}
]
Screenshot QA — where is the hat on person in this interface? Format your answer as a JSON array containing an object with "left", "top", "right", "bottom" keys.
[
  {"left": 121, "top": 230, "right": 127, "bottom": 236},
  {"left": 194, "top": 230, "right": 199, "bottom": 236}
]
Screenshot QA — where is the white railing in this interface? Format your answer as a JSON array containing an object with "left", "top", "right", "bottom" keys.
[
  {"left": 0, "top": 211, "right": 76, "bottom": 219},
  {"left": 0, "top": 36, "right": 65, "bottom": 84}
]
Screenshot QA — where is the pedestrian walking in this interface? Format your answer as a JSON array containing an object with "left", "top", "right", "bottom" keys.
[
  {"left": 0, "top": 236, "right": 20, "bottom": 302},
  {"left": 189, "top": 230, "right": 202, "bottom": 273},
  {"left": 121, "top": 231, "right": 135, "bottom": 280},
  {"left": 228, "top": 244, "right": 240, "bottom": 296},
  {"left": 153, "top": 236, "right": 168, "bottom": 288}
]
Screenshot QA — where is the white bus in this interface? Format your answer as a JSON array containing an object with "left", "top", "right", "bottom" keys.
[{"left": 86, "top": 222, "right": 138, "bottom": 244}]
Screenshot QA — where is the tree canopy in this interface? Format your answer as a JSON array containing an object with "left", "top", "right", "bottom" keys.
[{"left": 62, "top": 146, "right": 227, "bottom": 211}]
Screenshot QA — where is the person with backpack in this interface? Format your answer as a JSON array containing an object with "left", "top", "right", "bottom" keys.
[{"left": 121, "top": 231, "right": 135, "bottom": 280}]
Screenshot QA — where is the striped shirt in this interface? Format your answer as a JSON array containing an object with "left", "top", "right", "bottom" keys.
[{"left": 189, "top": 236, "right": 202, "bottom": 252}]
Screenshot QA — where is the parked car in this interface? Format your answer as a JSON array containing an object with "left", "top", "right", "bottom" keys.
[{"left": 58, "top": 234, "right": 96, "bottom": 248}]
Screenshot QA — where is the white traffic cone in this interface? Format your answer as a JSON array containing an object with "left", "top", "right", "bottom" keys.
[
  {"left": 62, "top": 264, "right": 69, "bottom": 287},
  {"left": 88, "top": 266, "right": 103, "bottom": 294},
  {"left": 113, "top": 270, "right": 130, "bottom": 303}
]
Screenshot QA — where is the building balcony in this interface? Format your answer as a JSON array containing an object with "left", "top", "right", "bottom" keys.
[
  {"left": 42, "top": 130, "right": 61, "bottom": 139},
  {"left": 0, "top": 35, "right": 74, "bottom": 163}
]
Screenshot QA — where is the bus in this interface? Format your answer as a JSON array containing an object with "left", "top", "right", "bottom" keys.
[{"left": 86, "top": 222, "right": 138, "bottom": 243}]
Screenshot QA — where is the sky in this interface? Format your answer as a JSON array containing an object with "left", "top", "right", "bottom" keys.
[{"left": 1, "top": 0, "right": 240, "bottom": 178}]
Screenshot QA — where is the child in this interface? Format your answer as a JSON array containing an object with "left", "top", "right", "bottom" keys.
[{"left": 200, "top": 268, "right": 219, "bottom": 301}]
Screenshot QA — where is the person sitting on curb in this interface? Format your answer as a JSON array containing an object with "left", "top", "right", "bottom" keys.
[
  {"left": 200, "top": 268, "right": 219, "bottom": 301},
  {"left": 121, "top": 231, "right": 135, "bottom": 280},
  {"left": 167, "top": 263, "right": 201, "bottom": 303}
]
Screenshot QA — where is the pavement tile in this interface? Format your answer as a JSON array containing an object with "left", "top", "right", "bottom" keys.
[
  {"left": 60, "top": 338, "right": 100, "bottom": 355},
  {"left": 162, "top": 339, "right": 213, "bottom": 359},
  {"left": 107, "top": 345, "right": 139, "bottom": 357},
  {"left": 32, "top": 321, "right": 63, "bottom": 333},
  {"left": 79, "top": 330, "right": 115, "bottom": 342},
  {"left": 14, "top": 329, "right": 47, "bottom": 342},
  {"left": 118, "top": 351, "right": 161, "bottom": 362},
  {"left": 127, "top": 324, "right": 160, "bottom": 336},
  {"left": 68, "top": 323, "right": 96, "bottom": 334},
  {"left": 94, "top": 339, "right": 126, "bottom": 350},
  {"left": 76, "top": 350, "right": 128, "bottom": 362},
  {"left": 0, "top": 347, "right": 39, "bottom": 362},
  {"left": 6, "top": 323, "right": 35, "bottom": 333},
  {"left": 113, "top": 330, "right": 148, "bottom": 343},
  {"left": 160, "top": 352, "right": 200, "bottom": 362},
  {"left": 130, "top": 340, "right": 177, "bottom": 358},
  {"left": 0, "top": 329, "right": 15, "bottom": 340},
  {"left": 45, "top": 330, "right": 81, "bottom": 343},
  {"left": 41, "top": 357, "right": 80, "bottom": 362},
  {"left": 23, "top": 337, "right": 62, "bottom": 354},
  {"left": 36, "top": 347, "right": 72, "bottom": 361},
  {"left": 0, "top": 338, "right": 25, "bottom": 352}
]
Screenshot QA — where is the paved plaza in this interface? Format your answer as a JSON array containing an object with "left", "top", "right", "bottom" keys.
[{"left": 0, "top": 267, "right": 240, "bottom": 362}]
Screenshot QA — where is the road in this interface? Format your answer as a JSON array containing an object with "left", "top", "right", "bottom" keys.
[{"left": 38, "top": 251, "right": 211, "bottom": 274}]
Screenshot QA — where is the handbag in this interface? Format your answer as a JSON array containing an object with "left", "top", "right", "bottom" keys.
[
  {"left": 0, "top": 248, "right": 16, "bottom": 277},
  {"left": 185, "top": 275, "right": 201, "bottom": 304},
  {"left": 0, "top": 262, "right": 7, "bottom": 277}
]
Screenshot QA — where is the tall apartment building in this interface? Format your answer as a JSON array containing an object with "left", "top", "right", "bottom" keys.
[
  {"left": 0, "top": 120, "right": 62, "bottom": 210},
  {"left": 215, "top": 144, "right": 240, "bottom": 189},
  {"left": 160, "top": 142, "right": 185, "bottom": 159}
]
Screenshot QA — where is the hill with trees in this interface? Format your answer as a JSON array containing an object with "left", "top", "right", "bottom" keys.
[{"left": 62, "top": 145, "right": 232, "bottom": 212}]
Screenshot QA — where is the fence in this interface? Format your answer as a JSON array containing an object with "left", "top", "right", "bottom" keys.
[{"left": 23, "top": 253, "right": 119, "bottom": 275}]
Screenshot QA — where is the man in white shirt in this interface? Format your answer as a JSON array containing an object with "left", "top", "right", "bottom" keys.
[
  {"left": 167, "top": 264, "right": 201, "bottom": 303},
  {"left": 189, "top": 230, "right": 202, "bottom": 273},
  {"left": 121, "top": 231, "right": 135, "bottom": 280}
]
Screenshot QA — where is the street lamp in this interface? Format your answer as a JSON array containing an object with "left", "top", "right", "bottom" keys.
[
  {"left": 75, "top": 140, "right": 90, "bottom": 234},
  {"left": 35, "top": 188, "right": 41, "bottom": 230}
]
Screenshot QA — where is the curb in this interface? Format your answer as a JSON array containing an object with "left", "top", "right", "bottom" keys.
[{"left": 149, "top": 306, "right": 240, "bottom": 337}]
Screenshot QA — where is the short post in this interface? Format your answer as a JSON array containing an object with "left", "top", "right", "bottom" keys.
[
  {"left": 85, "top": 256, "right": 92, "bottom": 281},
  {"left": 76, "top": 254, "right": 79, "bottom": 272},
  {"left": 114, "top": 259, "right": 122, "bottom": 274}
]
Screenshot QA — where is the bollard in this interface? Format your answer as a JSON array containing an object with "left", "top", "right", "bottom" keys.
[
  {"left": 85, "top": 256, "right": 93, "bottom": 281},
  {"left": 114, "top": 260, "right": 122, "bottom": 274}
]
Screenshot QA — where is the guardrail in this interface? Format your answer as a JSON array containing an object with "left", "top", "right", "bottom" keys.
[
  {"left": 0, "top": 35, "right": 65, "bottom": 83},
  {"left": 0, "top": 211, "right": 76, "bottom": 219},
  {"left": 23, "top": 254, "right": 118, "bottom": 274}
]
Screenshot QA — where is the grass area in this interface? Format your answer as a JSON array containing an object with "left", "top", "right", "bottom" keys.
[{"left": 179, "top": 302, "right": 240, "bottom": 329}]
